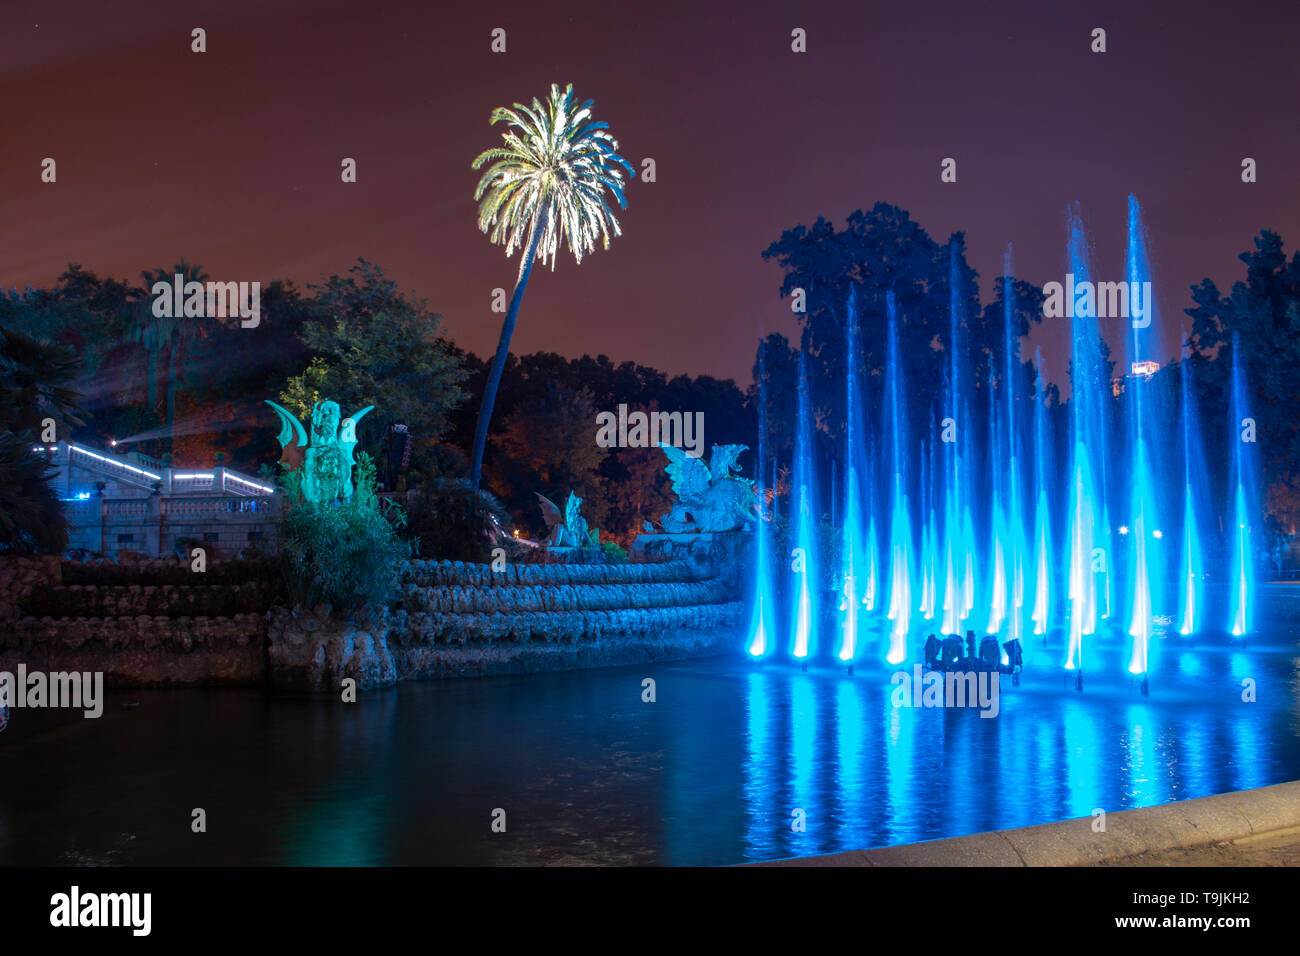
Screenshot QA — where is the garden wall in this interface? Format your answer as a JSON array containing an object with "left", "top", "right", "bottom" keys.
[
  {"left": 0, "top": 552, "right": 748, "bottom": 692},
  {"left": 0, "top": 554, "right": 275, "bottom": 686}
]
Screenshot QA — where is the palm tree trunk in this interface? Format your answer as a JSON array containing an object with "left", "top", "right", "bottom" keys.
[
  {"left": 469, "top": 215, "right": 544, "bottom": 488},
  {"left": 147, "top": 343, "right": 157, "bottom": 411},
  {"left": 166, "top": 330, "right": 178, "bottom": 454}
]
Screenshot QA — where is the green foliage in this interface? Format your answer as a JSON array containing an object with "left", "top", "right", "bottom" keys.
[
  {"left": 1187, "top": 230, "right": 1300, "bottom": 507},
  {"left": 472, "top": 83, "right": 634, "bottom": 269},
  {"left": 404, "top": 477, "right": 509, "bottom": 561},
  {"left": 282, "top": 259, "right": 467, "bottom": 458},
  {"left": 275, "top": 453, "right": 411, "bottom": 614},
  {"left": 760, "top": 203, "right": 1045, "bottom": 463},
  {"left": 279, "top": 356, "right": 329, "bottom": 419},
  {"left": 448, "top": 350, "right": 750, "bottom": 539},
  {"left": 492, "top": 382, "right": 610, "bottom": 531},
  {"left": 600, "top": 540, "right": 628, "bottom": 564},
  {"left": 0, "top": 432, "right": 67, "bottom": 554},
  {"left": 0, "top": 326, "right": 83, "bottom": 554},
  {"left": 0, "top": 325, "right": 84, "bottom": 434}
]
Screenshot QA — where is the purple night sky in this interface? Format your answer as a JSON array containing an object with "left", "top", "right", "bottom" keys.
[{"left": 2, "top": 0, "right": 1296, "bottom": 387}]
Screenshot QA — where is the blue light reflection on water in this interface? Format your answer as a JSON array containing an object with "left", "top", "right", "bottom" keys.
[{"left": 1, "top": 628, "right": 1297, "bottom": 866}]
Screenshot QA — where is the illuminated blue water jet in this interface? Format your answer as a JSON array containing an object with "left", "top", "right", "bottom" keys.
[
  {"left": 883, "top": 295, "right": 914, "bottom": 663},
  {"left": 1228, "top": 333, "right": 1256, "bottom": 637},
  {"left": 1177, "top": 345, "right": 1205, "bottom": 636},
  {"left": 919, "top": 417, "right": 939, "bottom": 622},
  {"left": 790, "top": 343, "right": 820, "bottom": 662},
  {"left": 1064, "top": 204, "right": 1105, "bottom": 677},
  {"left": 941, "top": 241, "right": 976, "bottom": 637},
  {"left": 745, "top": 195, "right": 1259, "bottom": 684},
  {"left": 747, "top": 335, "right": 776, "bottom": 658},
  {"left": 1031, "top": 350, "right": 1053, "bottom": 639},
  {"left": 837, "top": 287, "right": 867, "bottom": 663},
  {"left": 1124, "top": 195, "right": 1162, "bottom": 679}
]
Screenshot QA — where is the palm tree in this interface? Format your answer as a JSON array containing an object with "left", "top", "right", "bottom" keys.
[
  {"left": 137, "top": 260, "right": 210, "bottom": 453},
  {"left": 0, "top": 326, "right": 83, "bottom": 434},
  {"left": 0, "top": 326, "right": 82, "bottom": 553},
  {"left": 468, "top": 83, "right": 632, "bottom": 487}
]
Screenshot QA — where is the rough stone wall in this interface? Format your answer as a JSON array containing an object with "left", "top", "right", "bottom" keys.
[
  {"left": 1, "top": 554, "right": 746, "bottom": 693},
  {"left": 401, "top": 559, "right": 710, "bottom": 588},
  {"left": 0, "top": 553, "right": 272, "bottom": 687},
  {"left": 0, "top": 555, "right": 62, "bottom": 621},
  {"left": 0, "top": 614, "right": 266, "bottom": 685}
]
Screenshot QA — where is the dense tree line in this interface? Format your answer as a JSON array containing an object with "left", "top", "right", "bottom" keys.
[
  {"left": 3, "top": 211, "right": 1293, "bottom": 557},
  {"left": 755, "top": 202, "right": 1297, "bottom": 562},
  {"left": 0, "top": 259, "right": 753, "bottom": 549}
]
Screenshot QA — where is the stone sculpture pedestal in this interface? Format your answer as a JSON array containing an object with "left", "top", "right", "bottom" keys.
[{"left": 631, "top": 530, "right": 753, "bottom": 575}]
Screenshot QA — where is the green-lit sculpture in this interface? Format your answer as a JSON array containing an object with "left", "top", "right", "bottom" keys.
[
  {"left": 265, "top": 399, "right": 373, "bottom": 503},
  {"left": 535, "top": 490, "right": 599, "bottom": 548}
]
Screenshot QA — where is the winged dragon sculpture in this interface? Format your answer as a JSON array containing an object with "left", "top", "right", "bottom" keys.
[
  {"left": 534, "top": 491, "right": 599, "bottom": 548},
  {"left": 655, "top": 443, "right": 759, "bottom": 533},
  {"left": 264, "top": 399, "right": 373, "bottom": 503}
]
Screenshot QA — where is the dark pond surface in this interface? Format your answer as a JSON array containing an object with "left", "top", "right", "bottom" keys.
[{"left": 2, "top": 621, "right": 1298, "bottom": 865}]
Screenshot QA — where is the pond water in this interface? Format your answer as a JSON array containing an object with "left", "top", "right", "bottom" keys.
[{"left": 2, "top": 622, "right": 1298, "bottom": 866}]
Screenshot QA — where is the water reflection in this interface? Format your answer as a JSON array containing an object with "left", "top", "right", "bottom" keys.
[{"left": 0, "top": 629, "right": 1297, "bottom": 866}]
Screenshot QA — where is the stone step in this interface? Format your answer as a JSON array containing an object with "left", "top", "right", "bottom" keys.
[
  {"left": 400, "top": 579, "right": 734, "bottom": 614},
  {"left": 392, "top": 601, "right": 746, "bottom": 646},
  {"left": 22, "top": 583, "right": 278, "bottom": 619},
  {"left": 401, "top": 559, "right": 709, "bottom": 588}
]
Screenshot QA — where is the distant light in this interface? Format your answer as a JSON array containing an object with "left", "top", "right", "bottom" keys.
[
  {"left": 109, "top": 439, "right": 117, "bottom": 447},
  {"left": 223, "top": 474, "right": 275, "bottom": 495},
  {"left": 68, "top": 443, "right": 160, "bottom": 481},
  {"left": 1118, "top": 525, "right": 1130, "bottom": 535},
  {"left": 1152, "top": 529, "right": 1163, "bottom": 539}
]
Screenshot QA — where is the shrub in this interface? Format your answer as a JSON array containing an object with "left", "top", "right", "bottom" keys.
[
  {"left": 0, "top": 431, "right": 67, "bottom": 554},
  {"left": 601, "top": 540, "right": 629, "bottom": 564},
  {"left": 276, "top": 453, "right": 411, "bottom": 614},
  {"left": 403, "top": 477, "right": 510, "bottom": 562}
]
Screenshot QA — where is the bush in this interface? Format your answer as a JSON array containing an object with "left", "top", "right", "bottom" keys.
[
  {"left": 601, "top": 540, "right": 629, "bottom": 564},
  {"left": 276, "top": 453, "right": 411, "bottom": 614},
  {"left": 403, "top": 477, "right": 510, "bottom": 562},
  {"left": 0, "top": 431, "right": 67, "bottom": 554}
]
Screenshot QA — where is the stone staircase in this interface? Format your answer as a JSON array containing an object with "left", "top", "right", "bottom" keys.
[{"left": 392, "top": 558, "right": 744, "bottom": 645}]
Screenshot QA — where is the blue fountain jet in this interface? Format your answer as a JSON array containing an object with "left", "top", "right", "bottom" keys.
[
  {"left": 1124, "top": 195, "right": 1162, "bottom": 679},
  {"left": 1228, "top": 332, "right": 1256, "bottom": 637},
  {"left": 747, "top": 335, "right": 776, "bottom": 659},
  {"left": 1177, "top": 342, "right": 1205, "bottom": 636},
  {"left": 884, "top": 295, "right": 915, "bottom": 663},
  {"left": 1031, "top": 350, "right": 1053, "bottom": 639},
  {"left": 790, "top": 342, "right": 820, "bottom": 662},
  {"left": 837, "top": 286, "right": 867, "bottom": 664}
]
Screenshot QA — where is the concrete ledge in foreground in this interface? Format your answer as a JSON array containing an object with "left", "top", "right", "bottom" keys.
[{"left": 756, "top": 780, "right": 1300, "bottom": 866}]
